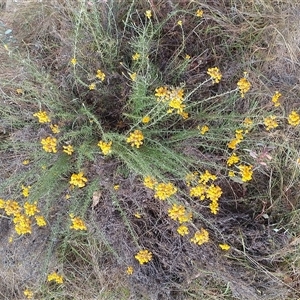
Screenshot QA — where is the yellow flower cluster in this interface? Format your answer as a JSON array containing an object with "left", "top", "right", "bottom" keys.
[
  {"left": 271, "top": 91, "right": 281, "bottom": 107},
  {"left": 50, "top": 124, "right": 60, "bottom": 134},
  {"left": 69, "top": 172, "right": 88, "bottom": 188},
  {"left": 0, "top": 198, "right": 46, "bottom": 235},
  {"left": 23, "top": 288, "right": 33, "bottom": 299},
  {"left": 155, "top": 86, "right": 188, "bottom": 119},
  {"left": 238, "top": 165, "right": 253, "bottom": 182},
  {"left": 154, "top": 182, "right": 177, "bottom": 200},
  {"left": 41, "top": 136, "right": 57, "bottom": 153},
  {"left": 126, "top": 129, "right": 144, "bottom": 148},
  {"left": 207, "top": 67, "right": 222, "bottom": 83},
  {"left": 98, "top": 140, "right": 112, "bottom": 155},
  {"left": 71, "top": 57, "right": 77, "bottom": 65},
  {"left": 69, "top": 214, "right": 87, "bottom": 230},
  {"left": 33, "top": 111, "right": 51, "bottom": 123},
  {"left": 142, "top": 115, "right": 151, "bottom": 124},
  {"left": 227, "top": 152, "right": 240, "bottom": 166},
  {"left": 219, "top": 243, "right": 231, "bottom": 251},
  {"left": 264, "top": 115, "right": 278, "bottom": 131},
  {"left": 22, "top": 185, "right": 31, "bottom": 197},
  {"left": 145, "top": 10, "right": 152, "bottom": 19},
  {"left": 47, "top": 272, "right": 63, "bottom": 284},
  {"left": 190, "top": 228, "right": 209, "bottom": 245},
  {"left": 143, "top": 176, "right": 157, "bottom": 189},
  {"left": 196, "top": 9, "right": 203, "bottom": 17},
  {"left": 237, "top": 75, "right": 251, "bottom": 98},
  {"left": 199, "top": 125, "right": 209, "bottom": 135},
  {"left": 89, "top": 82, "right": 96, "bottom": 90},
  {"left": 227, "top": 129, "right": 245, "bottom": 150},
  {"left": 132, "top": 52, "right": 141, "bottom": 61},
  {"left": 24, "top": 201, "right": 39, "bottom": 216},
  {"left": 63, "top": 145, "right": 74, "bottom": 155},
  {"left": 288, "top": 111, "right": 300, "bottom": 126},
  {"left": 168, "top": 204, "right": 192, "bottom": 224},
  {"left": 96, "top": 69, "right": 105, "bottom": 81},
  {"left": 177, "top": 225, "right": 189, "bottom": 236},
  {"left": 126, "top": 266, "right": 134, "bottom": 275},
  {"left": 189, "top": 170, "right": 222, "bottom": 214},
  {"left": 135, "top": 249, "right": 152, "bottom": 264},
  {"left": 243, "top": 117, "right": 253, "bottom": 128}
]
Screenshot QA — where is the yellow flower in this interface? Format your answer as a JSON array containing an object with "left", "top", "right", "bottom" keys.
[
  {"left": 271, "top": 91, "right": 281, "bottom": 107},
  {"left": 13, "top": 214, "right": 32, "bottom": 235},
  {"left": 264, "top": 115, "right": 278, "bottom": 131},
  {"left": 33, "top": 111, "right": 51, "bottom": 123},
  {"left": 113, "top": 184, "right": 120, "bottom": 190},
  {"left": 199, "top": 170, "right": 217, "bottom": 184},
  {"left": 219, "top": 243, "right": 230, "bottom": 251},
  {"left": 22, "top": 159, "right": 30, "bottom": 165},
  {"left": 179, "top": 111, "right": 189, "bottom": 119},
  {"left": 145, "top": 10, "right": 152, "bottom": 19},
  {"left": 89, "top": 82, "right": 96, "bottom": 90},
  {"left": 196, "top": 9, "right": 203, "bottom": 17},
  {"left": 135, "top": 249, "right": 152, "bottom": 264},
  {"left": 132, "top": 52, "right": 141, "bottom": 61},
  {"left": 129, "top": 72, "right": 137, "bottom": 81},
  {"left": 47, "top": 272, "right": 63, "bottom": 284},
  {"left": 238, "top": 165, "right": 253, "bottom": 182},
  {"left": 199, "top": 125, "right": 209, "bottom": 135},
  {"left": 0, "top": 198, "right": 6, "bottom": 209},
  {"left": 142, "top": 115, "right": 151, "bottom": 124},
  {"left": 21, "top": 185, "right": 31, "bottom": 198},
  {"left": 35, "top": 215, "right": 46, "bottom": 227},
  {"left": 4, "top": 200, "right": 21, "bottom": 216},
  {"left": 71, "top": 57, "right": 77, "bottom": 65},
  {"left": 154, "top": 182, "right": 177, "bottom": 200},
  {"left": 134, "top": 212, "right": 142, "bottom": 218},
  {"left": 41, "top": 137, "right": 57, "bottom": 153},
  {"left": 96, "top": 69, "right": 105, "bottom": 81},
  {"left": 185, "top": 54, "right": 191, "bottom": 60},
  {"left": 50, "top": 124, "right": 60, "bottom": 134},
  {"left": 126, "top": 130, "right": 144, "bottom": 148},
  {"left": 23, "top": 288, "right": 33, "bottom": 299},
  {"left": 228, "top": 170, "right": 235, "bottom": 177},
  {"left": 24, "top": 201, "right": 39, "bottom": 216},
  {"left": 207, "top": 67, "right": 222, "bottom": 83},
  {"left": 70, "top": 214, "right": 87, "bottom": 230},
  {"left": 16, "top": 88, "right": 24, "bottom": 95},
  {"left": 190, "top": 184, "right": 206, "bottom": 200},
  {"left": 227, "top": 138, "right": 241, "bottom": 150},
  {"left": 227, "top": 153, "right": 240, "bottom": 166},
  {"left": 143, "top": 176, "right": 157, "bottom": 189},
  {"left": 69, "top": 172, "right": 88, "bottom": 188},
  {"left": 288, "top": 111, "right": 300, "bottom": 126},
  {"left": 98, "top": 140, "right": 112, "bottom": 155},
  {"left": 168, "top": 204, "right": 192, "bottom": 224},
  {"left": 243, "top": 117, "right": 253, "bottom": 127},
  {"left": 177, "top": 225, "right": 189, "bottom": 236},
  {"left": 190, "top": 228, "right": 209, "bottom": 246},
  {"left": 126, "top": 266, "right": 134, "bottom": 275},
  {"left": 177, "top": 20, "right": 183, "bottom": 26},
  {"left": 209, "top": 200, "right": 219, "bottom": 214},
  {"left": 168, "top": 98, "right": 185, "bottom": 113},
  {"left": 155, "top": 86, "right": 169, "bottom": 98},
  {"left": 206, "top": 184, "right": 222, "bottom": 202},
  {"left": 63, "top": 145, "right": 74, "bottom": 155},
  {"left": 237, "top": 76, "right": 251, "bottom": 98}
]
